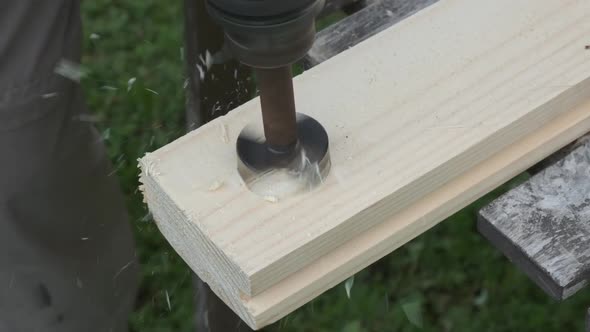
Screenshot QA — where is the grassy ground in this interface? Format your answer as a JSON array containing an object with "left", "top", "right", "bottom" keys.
[{"left": 81, "top": 1, "right": 590, "bottom": 331}]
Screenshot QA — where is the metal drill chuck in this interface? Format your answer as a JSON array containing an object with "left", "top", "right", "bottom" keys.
[{"left": 206, "top": 0, "right": 325, "bottom": 68}]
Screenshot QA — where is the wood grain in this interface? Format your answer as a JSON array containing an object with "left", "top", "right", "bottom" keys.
[
  {"left": 140, "top": 0, "right": 590, "bottom": 328},
  {"left": 143, "top": 100, "right": 590, "bottom": 329}
]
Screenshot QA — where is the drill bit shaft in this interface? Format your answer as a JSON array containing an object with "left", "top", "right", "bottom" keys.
[{"left": 255, "top": 66, "right": 298, "bottom": 151}]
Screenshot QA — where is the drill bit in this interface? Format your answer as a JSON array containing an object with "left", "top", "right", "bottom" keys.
[
  {"left": 256, "top": 66, "right": 298, "bottom": 150},
  {"left": 255, "top": 66, "right": 300, "bottom": 166}
]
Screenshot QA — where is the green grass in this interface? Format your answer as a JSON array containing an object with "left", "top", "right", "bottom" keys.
[{"left": 81, "top": 2, "right": 590, "bottom": 331}]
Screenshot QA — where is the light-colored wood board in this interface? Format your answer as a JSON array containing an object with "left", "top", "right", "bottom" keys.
[
  {"left": 141, "top": 0, "right": 590, "bottom": 300},
  {"left": 243, "top": 99, "right": 590, "bottom": 329},
  {"left": 146, "top": 100, "right": 590, "bottom": 329}
]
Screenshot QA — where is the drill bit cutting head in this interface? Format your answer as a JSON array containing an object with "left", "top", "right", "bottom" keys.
[{"left": 236, "top": 112, "right": 330, "bottom": 198}]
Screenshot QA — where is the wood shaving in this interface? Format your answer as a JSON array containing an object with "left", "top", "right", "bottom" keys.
[
  {"left": 263, "top": 195, "right": 279, "bottom": 203},
  {"left": 208, "top": 180, "right": 224, "bottom": 192},
  {"left": 219, "top": 123, "right": 229, "bottom": 143}
]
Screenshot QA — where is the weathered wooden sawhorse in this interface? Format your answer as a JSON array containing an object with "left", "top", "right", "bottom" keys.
[
  {"left": 182, "top": 0, "right": 590, "bottom": 330},
  {"left": 479, "top": 135, "right": 590, "bottom": 329}
]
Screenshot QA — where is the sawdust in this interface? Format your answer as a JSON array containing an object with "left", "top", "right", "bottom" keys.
[
  {"left": 196, "top": 64, "right": 205, "bottom": 81},
  {"left": 140, "top": 155, "right": 161, "bottom": 177},
  {"left": 54, "top": 59, "right": 86, "bottom": 82},
  {"left": 245, "top": 146, "right": 328, "bottom": 200},
  {"left": 127, "top": 77, "right": 136, "bottom": 91},
  {"left": 42, "top": 92, "right": 59, "bottom": 99},
  {"left": 208, "top": 180, "right": 224, "bottom": 192},
  {"left": 263, "top": 195, "right": 279, "bottom": 203},
  {"left": 219, "top": 123, "right": 229, "bottom": 143}
]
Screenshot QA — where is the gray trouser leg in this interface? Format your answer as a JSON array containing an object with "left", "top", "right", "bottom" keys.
[{"left": 0, "top": 1, "right": 139, "bottom": 332}]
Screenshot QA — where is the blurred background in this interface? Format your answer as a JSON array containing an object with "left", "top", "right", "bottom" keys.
[{"left": 81, "top": 1, "right": 590, "bottom": 331}]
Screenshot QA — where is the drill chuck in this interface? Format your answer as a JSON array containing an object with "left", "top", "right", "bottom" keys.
[{"left": 206, "top": 0, "right": 325, "bottom": 68}]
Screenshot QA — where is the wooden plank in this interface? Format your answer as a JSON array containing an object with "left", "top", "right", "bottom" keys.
[
  {"left": 242, "top": 103, "right": 590, "bottom": 328},
  {"left": 305, "top": 0, "right": 438, "bottom": 67},
  {"left": 140, "top": 0, "right": 590, "bottom": 328},
  {"left": 478, "top": 135, "right": 590, "bottom": 300},
  {"left": 144, "top": 101, "right": 590, "bottom": 329}
]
